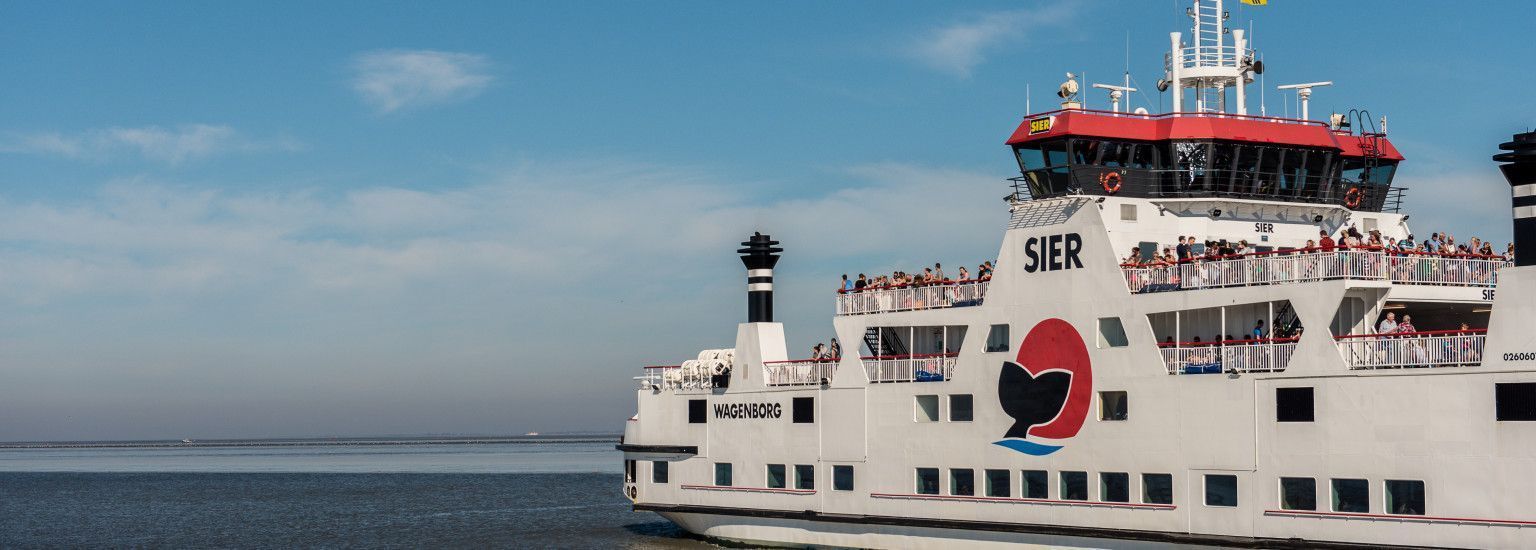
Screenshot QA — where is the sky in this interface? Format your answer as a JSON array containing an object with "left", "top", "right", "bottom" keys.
[{"left": 0, "top": 1, "right": 1530, "bottom": 441}]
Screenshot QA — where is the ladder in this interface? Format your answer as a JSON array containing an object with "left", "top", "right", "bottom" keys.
[{"left": 863, "top": 327, "right": 909, "bottom": 357}]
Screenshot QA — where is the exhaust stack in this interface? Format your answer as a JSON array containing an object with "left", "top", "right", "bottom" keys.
[
  {"left": 737, "top": 232, "right": 783, "bottom": 323},
  {"left": 1495, "top": 131, "right": 1536, "bottom": 267}
]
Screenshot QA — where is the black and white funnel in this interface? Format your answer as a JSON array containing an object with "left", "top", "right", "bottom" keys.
[
  {"left": 737, "top": 232, "right": 783, "bottom": 323},
  {"left": 1496, "top": 131, "right": 1536, "bottom": 267}
]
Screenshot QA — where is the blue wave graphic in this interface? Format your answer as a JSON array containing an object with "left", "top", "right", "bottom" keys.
[{"left": 992, "top": 439, "right": 1063, "bottom": 456}]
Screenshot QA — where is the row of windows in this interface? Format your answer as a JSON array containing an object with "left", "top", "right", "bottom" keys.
[
  {"left": 657, "top": 461, "right": 856, "bottom": 492},
  {"left": 1280, "top": 477, "right": 1426, "bottom": 515},
  {"left": 913, "top": 392, "right": 1127, "bottom": 423},
  {"left": 659, "top": 460, "right": 1428, "bottom": 515},
  {"left": 912, "top": 468, "right": 1175, "bottom": 505}
]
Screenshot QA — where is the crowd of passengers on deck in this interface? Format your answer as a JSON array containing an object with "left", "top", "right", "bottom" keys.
[
  {"left": 1123, "top": 226, "right": 1513, "bottom": 269},
  {"left": 838, "top": 261, "right": 994, "bottom": 293}
]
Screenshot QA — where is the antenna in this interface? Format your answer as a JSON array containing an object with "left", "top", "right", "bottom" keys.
[
  {"left": 1092, "top": 83, "right": 1139, "bottom": 113},
  {"left": 1276, "top": 81, "right": 1333, "bottom": 120}
]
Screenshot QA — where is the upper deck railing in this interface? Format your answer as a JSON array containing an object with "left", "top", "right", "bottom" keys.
[
  {"left": 763, "top": 359, "right": 838, "bottom": 386},
  {"left": 865, "top": 353, "right": 957, "bottom": 383},
  {"left": 1159, "top": 338, "right": 1298, "bottom": 375},
  {"left": 836, "top": 280, "right": 988, "bottom": 316},
  {"left": 1123, "top": 248, "right": 1508, "bottom": 294},
  {"left": 1335, "top": 330, "right": 1487, "bottom": 370},
  {"left": 637, "top": 365, "right": 723, "bottom": 391}
]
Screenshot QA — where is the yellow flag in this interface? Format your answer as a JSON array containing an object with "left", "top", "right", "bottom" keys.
[{"left": 1241, "top": 0, "right": 1267, "bottom": 5}]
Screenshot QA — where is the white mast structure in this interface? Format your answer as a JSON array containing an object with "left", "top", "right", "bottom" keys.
[{"left": 1161, "top": 0, "right": 1262, "bottom": 115}]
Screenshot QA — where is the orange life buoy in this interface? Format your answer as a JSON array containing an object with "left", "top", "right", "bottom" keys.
[
  {"left": 1344, "top": 186, "right": 1362, "bottom": 209},
  {"left": 1100, "top": 171, "right": 1123, "bottom": 194}
]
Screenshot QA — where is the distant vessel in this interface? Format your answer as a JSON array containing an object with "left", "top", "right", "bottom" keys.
[
  {"left": 180, "top": 439, "right": 193, "bottom": 444},
  {"left": 619, "top": 1, "right": 1536, "bottom": 548},
  {"left": 524, "top": 432, "right": 540, "bottom": 436}
]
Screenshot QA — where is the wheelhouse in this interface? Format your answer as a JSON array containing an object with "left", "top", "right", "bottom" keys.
[{"left": 1007, "top": 109, "right": 1405, "bottom": 212}]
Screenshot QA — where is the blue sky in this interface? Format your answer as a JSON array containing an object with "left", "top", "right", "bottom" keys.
[{"left": 0, "top": 1, "right": 1528, "bottom": 440}]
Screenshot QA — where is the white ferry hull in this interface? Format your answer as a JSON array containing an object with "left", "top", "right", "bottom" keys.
[{"left": 653, "top": 509, "right": 1393, "bottom": 549}]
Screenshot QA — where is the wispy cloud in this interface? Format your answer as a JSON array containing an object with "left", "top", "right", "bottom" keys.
[
  {"left": 2, "top": 124, "right": 300, "bottom": 164},
  {"left": 907, "top": 4, "right": 1076, "bottom": 77},
  {"left": 350, "top": 49, "right": 493, "bottom": 113},
  {"left": 0, "top": 161, "right": 1006, "bottom": 440}
]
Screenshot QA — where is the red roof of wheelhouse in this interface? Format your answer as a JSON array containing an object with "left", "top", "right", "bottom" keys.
[{"left": 1006, "top": 109, "right": 1404, "bottom": 161}]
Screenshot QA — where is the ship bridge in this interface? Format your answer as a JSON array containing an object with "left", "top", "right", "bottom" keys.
[{"left": 1005, "top": 109, "right": 1405, "bottom": 213}]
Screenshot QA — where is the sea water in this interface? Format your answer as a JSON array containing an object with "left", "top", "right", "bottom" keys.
[{"left": 0, "top": 438, "right": 716, "bottom": 548}]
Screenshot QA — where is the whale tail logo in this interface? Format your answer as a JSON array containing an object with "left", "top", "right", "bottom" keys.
[{"left": 994, "top": 318, "right": 1092, "bottom": 456}]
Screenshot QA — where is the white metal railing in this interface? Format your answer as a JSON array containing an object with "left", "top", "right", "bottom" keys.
[
  {"left": 1166, "top": 45, "right": 1255, "bottom": 71},
  {"left": 763, "top": 359, "right": 838, "bottom": 386},
  {"left": 637, "top": 364, "right": 721, "bottom": 390},
  {"left": 836, "top": 281, "right": 988, "bottom": 316},
  {"left": 1159, "top": 340, "right": 1298, "bottom": 375},
  {"left": 864, "top": 354, "right": 957, "bottom": 383},
  {"left": 1124, "top": 249, "right": 1508, "bottom": 294},
  {"left": 1336, "top": 331, "right": 1487, "bottom": 370}
]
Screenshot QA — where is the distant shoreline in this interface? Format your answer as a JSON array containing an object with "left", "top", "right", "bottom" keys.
[{"left": 0, "top": 434, "right": 621, "bottom": 450}]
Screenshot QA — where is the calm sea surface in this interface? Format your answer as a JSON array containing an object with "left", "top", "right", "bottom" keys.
[{"left": 0, "top": 438, "right": 719, "bottom": 548}]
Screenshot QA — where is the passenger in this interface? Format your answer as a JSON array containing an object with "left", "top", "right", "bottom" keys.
[
  {"left": 841, "top": 274, "right": 853, "bottom": 293},
  {"left": 957, "top": 266, "right": 970, "bottom": 281},
  {"left": 1176, "top": 236, "right": 1189, "bottom": 261},
  {"left": 855, "top": 274, "right": 868, "bottom": 291},
  {"left": 1377, "top": 312, "right": 1398, "bottom": 334},
  {"left": 1124, "top": 247, "right": 1143, "bottom": 266},
  {"left": 828, "top": 338, "right": 841, "bottom": 360},
  {"left": 934, "top": 263, "right": 946, "bottom": 282},
  {"left": 1396, "top": 314, "right": 1417, "bottom": 334},
  {"left": 1164, "top": 336, "right": 1175, "bottom": 346},
  {"left": 811, "top": 343, "right": 825, "bottom": 360},
  {"left": 1319, "top": 230, "right": 1336, "bottom": 251},
  {"left": 1252, "top": 319, "right": 1266, "bottom": 341}
]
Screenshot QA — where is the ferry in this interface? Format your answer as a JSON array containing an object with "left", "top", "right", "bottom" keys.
[{"left": 618, "top": 1, "right": 1536, "bottom": 547}]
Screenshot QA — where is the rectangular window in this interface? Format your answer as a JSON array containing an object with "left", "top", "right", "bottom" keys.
[
  {"left": 985, "top": 469, "right": 1011, "bottom": 498},
  {"left": 915, "top": 395, "right": 940, "bottom": 422},
  {"left": 792, "top": 397, "right": 814, "bottom": 424},
  {"left": 1496, "top": 383, "right": 1536, "bottom": 421},
  {"left": 1120, "top": 203, "right": 1137, "bottom": 221},
  {"left": 1097, "top": 317, "right": 1130, "bottom": 348},
  {"left": 794, "top": 464, "right": 815, "bottom": 491},
  {"left": 1099, "top": 391, "right": 1129, "bottom": 421},
  {"left": 1277, "top": 387, "right": 1315, "bottom": 422},
  {"left": 1280, "top": 477, "right": 1316, "bottom": 511},
  {"left": 950, "top": 469, "right": 975, "bottom": 496},
  {"left": 1022, "top": 470, "right": 1049, "bottom": 499},
  {"left": 833, "top": 465, "right": 854, "bottom": 491},
  {"left": 1205, "top": 474, "right": 1238, "bottom": 507},
  {"left": 916, "top": 468, "right": 940, "bottom": 495},
  {"left": 652, "top": 461, "right": 669, "bottom": 484},
  {"left": 1331, "top": 478, "right": 1369, "bottom": 513},
  {"left": 1385, "top": 480, "right": 1425, "bottom": 515},
  {"left": 1142, "top": 473, "right": 1173, "bottom": 505},
  {"left": 688, "top": 399, "right": 707, "bottom": 424},
  {"left": 1101, "top": 472, "right": 1130, "bottom": 502},
  {"left": 714, "top": 463, "right": 732, "bottom": 486},
  {"left": 766, "top": 464, "right": 786, "bottom": 489},
  {"left": 986, "top": 324, "right": 1010, "bottom": 352},
  {"left": 1061, "top": 471, "right": 1088, "bottom": 501},
  {"left": 949, "top": 394, "right": 974, "bottom": 422}
]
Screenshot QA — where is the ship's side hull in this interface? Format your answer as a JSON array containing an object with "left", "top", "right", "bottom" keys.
[{"left": 646, "top": 505, "right": 1446, "bottom": 549}]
